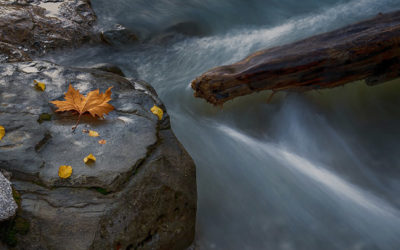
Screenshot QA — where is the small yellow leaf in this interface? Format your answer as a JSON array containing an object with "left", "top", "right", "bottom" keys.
[
  {"left": 34, "top": 80, "right": 46, "bottom": 91},
  {"left": 98, "top": 139, "right": 106, "bottom": 145},
  {"left": 0, "top": 126, "right": 5, "bottom": 141},
  {"left": 58, "top": 165, "right": 72, "bottom": 179},
  {"left": 151, "top": 105, "right": 163, "bottom": 120},
  {"left": 88, "top": 130, "right": 99, "bottom": 137},
  {"left": 84, "top": 154, "right": 96, "bottom": 164}
]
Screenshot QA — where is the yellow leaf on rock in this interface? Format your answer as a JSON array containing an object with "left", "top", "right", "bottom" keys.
[
  {"left": 88, "top": 130, "right": 99, "bottom": 137},
  {"left": 0, "top": 126, "right": 5, "bottom": 141},
  {"left": 50, "top": 84, "right": 115, "bottom": 131},
  {"left": 58, "top": 165, "right": 72, "bottom": 179},
  {"left": 98, "top": 139, "right": 106, "bottom": 145},
  {"left": 151, "top": 105, "right": 163, "bottom": 120},
  {"left": 34, "top": 80, "right": 46, "bottom": 91},
  {"left": 84, "top": 154, "right": 96, "bottom": 164},
  {"left": 51, "top": 84, "right": 114, "bottom": 118}
]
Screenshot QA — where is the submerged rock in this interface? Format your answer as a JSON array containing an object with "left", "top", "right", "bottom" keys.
[
  {"left": 164, "top": 21, "right": 209, "bottom": 37},
  {"left": 89, "top": 62, "right": 126, "bottom": 77},
  {"left": 0, "top": 172, "right": 17, "bottom": 222},
  {"left": 149, "top": 21, "right": 209, "bottom": 44},
  {"left": 0, "top": 61, "right": 196, "bottom": 249},
  {"left": 0, "top": 42, "right": 31, "bottom": 63},
  {"left": 100, "top": 24, "right": 139, "bottom": 46},
  {"left": 0, "top": 0, "right": 100, "bottom": 62}
]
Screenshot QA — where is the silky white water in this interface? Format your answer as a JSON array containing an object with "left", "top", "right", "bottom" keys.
[{"left": 46, "top": 0, "right": 400, "bottom": 249}]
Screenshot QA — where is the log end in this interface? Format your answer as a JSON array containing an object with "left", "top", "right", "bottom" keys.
[{"left": 191, "top": 64, "right": 245, "bottom": 106}]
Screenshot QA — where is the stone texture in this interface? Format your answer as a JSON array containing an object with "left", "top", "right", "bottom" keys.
[
  {"left": 0, "top": 42, "right": 31, "bottom": 63},
  {"left": 0, "top": 61, "right": 196, "bottom": 249},
  {"left": 0, "top": 172, "right": 17, "bottom": 222},
  {"left": 0, "top": 0, "right": 100, "bottom": 62}
]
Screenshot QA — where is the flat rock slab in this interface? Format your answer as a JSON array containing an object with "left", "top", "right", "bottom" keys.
[
  {"left": 0, "top": 61, "right": 196, "bottom": 249},
  {"left": 0, "top": 0, "right": 99, "bottom": 62},
  {"left": 0, "top": 172, "right": 17, "bottom": 221},
  {"left": 0, "top": 61, "right": 159, "bottom": 191}
]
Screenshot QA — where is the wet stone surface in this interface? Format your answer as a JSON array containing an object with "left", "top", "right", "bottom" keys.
[
  {"left": 0, "top": 61, "right": 196, "bottom": 249},
  {"left": 0, "top": 0, "right": 100, "bottom": 62}
]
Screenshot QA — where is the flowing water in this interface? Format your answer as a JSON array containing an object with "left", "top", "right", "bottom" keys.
[{"left": 45, "top": 0, "right": 400, "bottom": 249}]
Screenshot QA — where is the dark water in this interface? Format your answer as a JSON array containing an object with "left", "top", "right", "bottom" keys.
[{"left": 46, "top": 0, "right": 400, "bottom": 249}]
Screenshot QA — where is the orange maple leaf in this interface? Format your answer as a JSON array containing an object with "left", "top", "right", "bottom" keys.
[{"left": 51, "top": 84, "right": 114, "bottom": 131}]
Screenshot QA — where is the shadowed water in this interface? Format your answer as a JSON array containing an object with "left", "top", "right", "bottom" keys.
[{"left": 45, "top": 0, "right": 400, "bottom": 249}]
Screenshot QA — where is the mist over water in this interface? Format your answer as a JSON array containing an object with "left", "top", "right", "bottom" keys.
[{"left": 46, "top": 0, "right": 400, "bottom": 249}]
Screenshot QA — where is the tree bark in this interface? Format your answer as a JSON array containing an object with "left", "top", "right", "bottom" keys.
[{"left": 191, "top": 11, "right": 400, "bottom": 105}]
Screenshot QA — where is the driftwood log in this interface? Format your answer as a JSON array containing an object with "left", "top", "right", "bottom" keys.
[{"left": 191, "top": 10, "right": 400, "bottom": 105}]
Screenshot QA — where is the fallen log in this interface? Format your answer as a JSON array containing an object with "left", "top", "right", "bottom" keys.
[{"left": 191, "top": 11, "right": 400, "bottom": 105}]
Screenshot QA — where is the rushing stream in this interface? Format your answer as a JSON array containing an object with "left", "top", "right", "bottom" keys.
[{"left": 45, "top": 0, "right": 400, "bottom": 249}]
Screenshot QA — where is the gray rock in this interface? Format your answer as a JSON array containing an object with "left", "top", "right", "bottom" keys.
[
  {"left": 0, "top": 171, "right": 17, "bottom": 222},
  {"left": 0, "top": 169, "right": 12, "bottom": 181},
  {"left": 0, "top": 61, "right": 196, "bottom": 249},
  {"left": 0, "top": 0, "right": 100, "bottom": 62}
]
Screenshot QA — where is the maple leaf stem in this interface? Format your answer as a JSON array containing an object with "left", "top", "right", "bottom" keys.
[
  {"left": 50, "top": 85, "right": 115, "bottom": 133},
  {"left": 72, "top": 114, "right": 82, "bottom": 133}
]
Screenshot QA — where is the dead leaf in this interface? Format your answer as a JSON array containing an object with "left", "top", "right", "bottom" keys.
[
  {"left": 50, "top": 84, "right": 114, "bottom": 131},
  {"left": 151, "top": 105, "right": 163, "bottom": 120},
  {"left": 58, "top": 165, "right": 72, "bottom": 179},
  {"left": 84, "top": 154, "right": 96, "bottom": 164},
  {"left": 88, "top": 130, "right": 99, "bottom": 137},
  {"left": 34, "top": 80, "right": 46, "bottom": 91},
  {"left": 0, "top": 126, "right": 5, "bottom": 141},
  {"left": 98, "top": 139, "right": 106, "bottom": 145}
]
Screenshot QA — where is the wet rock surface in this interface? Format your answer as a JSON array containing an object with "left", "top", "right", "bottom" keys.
[
  {"left": 0, "top": 172, "right": 17, "bottom": 222},
  {"left": 0, "top": 61, "right": 196, "bottom": 249},
  {"left": 0, "top": 42, "right": 31, "bottom": 63},
  {"left": 100, "top": 24, "right": 139, "bottom": 46},
  {"left": 89, "top": 62, "right": 126, "bottom": 77},
  {"left": 0, "top": 0, "right": 100, "bottom": 62}
]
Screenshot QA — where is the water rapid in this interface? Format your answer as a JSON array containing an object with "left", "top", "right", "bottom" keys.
[{"left": 45, "top": 0, "right": 400, "bottom": 249}]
